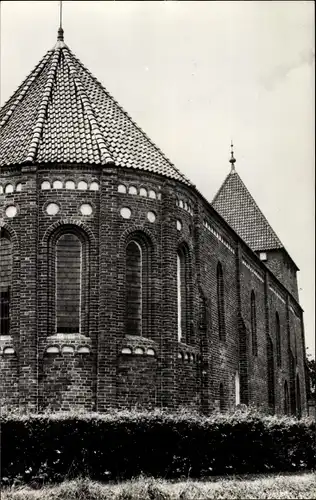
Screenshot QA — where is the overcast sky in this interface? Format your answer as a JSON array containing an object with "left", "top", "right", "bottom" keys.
[{"left": 0, "top": 1, "right": 314, "bottom": 356}]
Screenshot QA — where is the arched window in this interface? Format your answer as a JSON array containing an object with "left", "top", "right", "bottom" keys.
[
  {"left": 267, "top": 334, "right": 275, "bottom": 413},
  {"left": 284, "top": 380, "right": 289, "bottom": 415},
  {"left": 126, "top": 235, "right": 151, "bottom": 337},
  {"left": 276, "top": 312, "right": 281, "bottom": 367},
  {"left": 217, "top": 262, "right": 226, "bottom": 341},
  {"left": 251, "top": 291, "right": 258, "bottom": 356},
  {"left": 55, "top": 233, "right": 82, "bottom": 333},
  {"left": 0, "top": 231, "right": 12, "bottom": 335},
  {"left": 126, "top": 241, "right": 142, "bottom": 336},
  {"left": 177, "top": 246, "right": 189, "bottom": 343},
  {"left": 296, "top": 374, "right": 302, "bottom": 419},
  {"left": 219, "top": 383, "right": 225, "bottom": 412}
]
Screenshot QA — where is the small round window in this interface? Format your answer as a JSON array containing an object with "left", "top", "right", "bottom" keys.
[
  {"left": 147, "top": 211, "right": 156, "bottom": 223},
  {"left": 16, "top": 183, "right": 22, "bottom": 192},
  {"left": 46, "top": 203, "right": 60, "bottom": 216},
  {"left": 5, "top": 205, "right": 17, "bottom": 218},
  {"left": 176, "top": 220, "right": 182, "bottom": 231},
  {"left": 53, "top": 180, "right": 63, "bottom": 189},
  {"left": 118, "top": 184, "right": 127, "bottom": 194},
  {"left": 80, "top": 203, "right": 93, "bottom": 216},
  {"left": 120, "top": 207, "right": 131, "bottom": 219}
]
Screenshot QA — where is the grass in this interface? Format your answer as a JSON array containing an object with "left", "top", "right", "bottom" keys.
[{"left": 1, "top": 472, "right": 315, "bottom": 500}]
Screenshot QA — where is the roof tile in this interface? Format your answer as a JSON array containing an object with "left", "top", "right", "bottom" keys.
[
  {"left": 0, "top": 42, "right": 191, "bottom": 185},
  {"left": 212, "top": 170, "right": 283, "bottom": 251}
]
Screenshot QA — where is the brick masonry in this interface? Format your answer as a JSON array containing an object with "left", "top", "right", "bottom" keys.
[{"left": 0, "top": 164, "right": 308, "bottom": 416}]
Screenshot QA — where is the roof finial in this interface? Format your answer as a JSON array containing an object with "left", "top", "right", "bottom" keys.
[
  {"left": 229, "top": 140, "right": 236, "bottom": 172},
  {"left": 57, "top": 0, "right": 64, "bottom": 41}
]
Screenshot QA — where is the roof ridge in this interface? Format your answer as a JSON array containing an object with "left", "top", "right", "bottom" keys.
[
  {"left": 62, "top": 47, "right": 114, "bottom": 165},
  {"left": 0, "top": 50, "right": 54, "bottom": 129},
  {"left": 24, "top": 48, "right": 61, "bottom": 163},
  {"left": 67, "top": 47, "right": 192, "bottom": 185}
]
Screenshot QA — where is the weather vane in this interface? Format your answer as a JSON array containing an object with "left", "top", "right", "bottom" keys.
[
  {"left": 57, "top": 0, "right": 64, "bottom": 41},
  {"left": 229, "top": 140, "right": 236, "bottom": 171}
]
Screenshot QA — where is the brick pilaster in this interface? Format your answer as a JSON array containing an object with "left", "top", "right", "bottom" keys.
[{"left": 18, "top": 166, "right": 38, "bottom": 410}]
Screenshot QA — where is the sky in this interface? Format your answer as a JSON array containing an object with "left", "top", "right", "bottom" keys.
[{"left": 0, "top": 1, "right": 314, "bottom": 356}]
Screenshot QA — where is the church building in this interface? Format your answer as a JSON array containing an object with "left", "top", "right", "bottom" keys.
[{"left": 0, "top": 27, "right": 307, "bottom": 415}]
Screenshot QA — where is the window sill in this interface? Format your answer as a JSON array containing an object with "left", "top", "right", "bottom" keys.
[
  {"left": 120, "top": 335, "right": 158, "bottom": 357},
  {"left": 43, "top": 333, "right": 92, "bottom": 355}
]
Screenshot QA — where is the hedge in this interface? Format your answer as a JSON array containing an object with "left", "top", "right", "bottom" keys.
[{"left": 1, "top": 409, "right": 315, "bottom": 485}]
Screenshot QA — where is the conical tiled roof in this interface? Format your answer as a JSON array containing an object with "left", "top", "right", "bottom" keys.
[
  {"left": 0, "top": 36, "right": 191, "bottom": 185},
  {"left": 212, "top": 169, "right": 283, "bottom": 251}
]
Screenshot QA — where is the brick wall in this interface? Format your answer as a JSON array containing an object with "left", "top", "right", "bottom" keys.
[
  {"left": 41, "top": 350, "right": 93, "bottom": 411},
  {"left": 263, "top": 249, "right": 299, "bottom": 300},
  {"left": 0, "top": 164, "right": 308, "bottom": 415}
]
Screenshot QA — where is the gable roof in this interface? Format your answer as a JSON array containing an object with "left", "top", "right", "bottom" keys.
[
  {"left": 0, "top": 36, "right": 191, "bottom": 185},
  {"left": 212, "top": 168, "right": 284, "bottom": 252}
]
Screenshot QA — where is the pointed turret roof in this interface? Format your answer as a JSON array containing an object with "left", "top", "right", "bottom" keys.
[
  {"left": 212, "top": 167, "right": 283, "bottom": 252},
  {"left": 0, "top": 33, "right": 191, "bottom": 185}
]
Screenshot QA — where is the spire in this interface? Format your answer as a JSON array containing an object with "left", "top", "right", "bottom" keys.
[
  {"left": 57, "top": 0, "right": 64, "bottom": 41},
  {"left": 229, "top": 141, "right": 236, "bottom": 172}
]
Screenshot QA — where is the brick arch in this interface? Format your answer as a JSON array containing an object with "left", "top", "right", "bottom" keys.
[
  {"left": 41, "top": 219, "right": 96, "bottom": 249},
  {"left": 119, "top": 225, "right": 157, "bottom": 254},
  {"left": 177, "top": 236, "right": 194, "bottom": 257},
  {"left": 0, "top": 222, "right": 20, "bottom": 249}
]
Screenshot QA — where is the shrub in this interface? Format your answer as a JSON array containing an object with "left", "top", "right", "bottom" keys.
[{"left": 1, "top": 409, "right": 315, "bottom": 485}]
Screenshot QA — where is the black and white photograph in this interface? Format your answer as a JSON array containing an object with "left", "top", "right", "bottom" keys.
[{"left": 0, "top": 1, "right": 314, "bottom": 498}]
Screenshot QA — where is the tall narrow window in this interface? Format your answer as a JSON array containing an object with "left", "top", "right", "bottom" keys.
[
  {"left": 289, "top": 350, "right": 296, "bottom": 415},
  {"left": 0, "top": 232, "right": 12, "bottom": 335},
  {"left": 235, "top": 371, "right": 240, "bottom": 406},
  {"left": 56, "top": 233, "right": 82, "bottom": 333},
  {"left": 276, "top": 312, "right": 281, "bottom": 367},
  {"left": 217, "top": 262, "right": 225, "bottom": 341},
  {"left": 177, "top": 253, "right": 182, "bottom": 341},
  {"left": 250, "top": 291, "right": 258, "bottom": 356},
  {"left": 177, "top": 246, "right": 189, "bottom": 343},
  {"left": 126, "top": 241, "right": 142, "bottom": 336},
  {"left": 296, "top": 374, "right": 301, "bottom": 419},
  {"left": 284, "top": 380, "right": 289, "bottom": 415},
  {"left": 267, "top": 335, "right": 275, "bottom": 413},
  {"left": 219, "top": 383, "right": 225, "bottom": 412}
]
